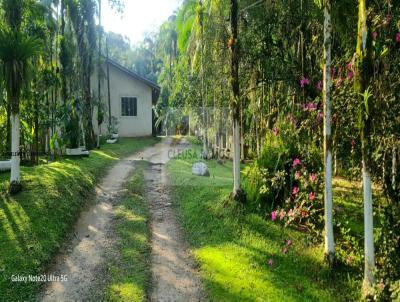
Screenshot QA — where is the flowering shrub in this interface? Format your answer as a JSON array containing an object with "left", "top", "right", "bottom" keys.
[
  {"left": 243, "top": 118, "right": 323, "bottom": 234},
  {"left": 271, "top": 157, "right": 324, "bottom": 235}
]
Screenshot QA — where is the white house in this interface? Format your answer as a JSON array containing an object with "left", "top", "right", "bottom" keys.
[{"left": 91, "top": 58, "right": 160, "bottom": 137}]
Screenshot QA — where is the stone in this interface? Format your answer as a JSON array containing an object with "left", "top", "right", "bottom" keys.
[{"left": 192, "top": 162, "right": 210, "bottom": 177}]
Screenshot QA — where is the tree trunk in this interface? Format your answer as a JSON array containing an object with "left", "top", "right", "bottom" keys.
[
  {"left": 6, "top": 99, "right": 11, "bottom": 153},
  {"left": 240, "top": 100, "right": 244, "bottom": 161},
  {"left": 188, "top": 112, "right": 191, "bottom": 136},
  {"left": 60, "top": 0, "right": 68, "bottom": 104},
  {"left": 230, "top": 0, "right": 243, "bottom": 200},
  {"left": 97, "top": 0, "right": 102, "bottom": 149},
  {"left": 199, "top": 0, "right": 208, "bottom": 158},
  {"left": 323, "top": 0, "right": 335, "bottom": 267},
  {"left": 83, "top": 56, "right": 95, "bottom": 150},
  {"left": 362, "top": 158, "right": 374, "bottom": 292},
  {"left": 32, "top": 96, "right": 39, "bottom": 165},
  {"left": 9, "top": 112, "right": 21, "bottom": 193},
  {"left": 106, "top": 38, "right": 112, "bottom": 130},
  {"left": 392, "top": 140, "right": 397, "bottom": 191},
  {"left": 355, "top": 0, "right": 375, "bottom": 295}
]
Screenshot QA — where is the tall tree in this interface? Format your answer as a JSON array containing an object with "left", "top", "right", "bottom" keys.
[
  {"left": 322, "top": 0, "right": 335, "bottom": 267},
  {"left": 198, "top": 0, "right": 208, "bottom": 157},
  {"left": 0, "top": 0, "right": 41, "bottom": 193},
  {"left": 230, "top": 0, "right": 242, "bottom": 200},
  {"left": 354, "top": 0, "right": 375, "bottom": 296},
  {"left": 67, "top": 0, "right": 96, "bottom": 149}
]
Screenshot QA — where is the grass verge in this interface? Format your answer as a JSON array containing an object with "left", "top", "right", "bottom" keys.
[
  {"left": 0, "top": 137, "right": 159, "bottom": 301},
  {"left": 105, "top": 160, "right": 151, "bottom": 302},
  {"left": 167, "top": 145, "right": 361, "bottom": 302}
]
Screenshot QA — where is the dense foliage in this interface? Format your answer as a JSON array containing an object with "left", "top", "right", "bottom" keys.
[{"left": 0, "top": 0, "right": 399, "bottom": 299}]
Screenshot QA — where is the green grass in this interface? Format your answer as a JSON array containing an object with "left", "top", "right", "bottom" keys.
[
  {"left": 0, "top": 137, "right": 159, "bottom": 301},
  {"left": 333, "top": 177, "right": 384, "bottom": 236},
  {"left": 167, "top": 145, "right": 361, "bottom": 302},
  {"left": 106, "top": 160, "right": 151, "bottom": 302}
]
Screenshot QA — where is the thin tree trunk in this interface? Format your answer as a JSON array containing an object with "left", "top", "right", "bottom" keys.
[
  {"left": 97, "top": 0, "right": 102, "bottom": 148},
  {"left": 355, "top": 0, "right": 375, "bottom": 295},
  {"left": 188, "top": 112, "right": 191, "bottom": 136},
  {"left": 60, "top": 0, "right": 67, "bottom": 103},
  {"left": 230, "top": 0, "right": 242, "bottom": 199},
  {"left": 10, "top": 112, "right": 21, "bottom": 193},
  {"left": 362, "top": 157, "right": 374, "bottom": 291},
  {"left": 32, "top": 96, "right": 39, "bottom": 165},
  {"left": 392, "top": 140, "right": 397, "bottom": 191},
  {"left": 106, "top": 38, "right": 112, "bottom": 130},
  {"left": 199, "top": 0, "right": 208, "bottom": 157},
  {"left": 6, "top": 99, "right": 11, "bottom": 153},
  {"left": 240, "top": 100, "right": 244, "bottom": 161},
  {"left": 323, "top": 0, "right": 335, "bottom": 267}
]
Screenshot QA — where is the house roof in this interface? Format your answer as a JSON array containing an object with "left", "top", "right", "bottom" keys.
[{"left": 107, "top": 58, "right": 160, "bottom": 105}]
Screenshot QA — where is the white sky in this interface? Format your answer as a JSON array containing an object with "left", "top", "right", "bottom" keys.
[{"left": 102, "top": 0, "right": 181, "bottom": 45}]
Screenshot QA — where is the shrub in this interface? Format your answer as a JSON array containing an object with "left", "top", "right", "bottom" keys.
[{"left": 244, "top": 117, "right": 323, "bottom": 236}]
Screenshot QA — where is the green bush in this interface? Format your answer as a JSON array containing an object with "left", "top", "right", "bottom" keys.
[{"left": 243, "top": 118, "right": 323, "bottom": 234}]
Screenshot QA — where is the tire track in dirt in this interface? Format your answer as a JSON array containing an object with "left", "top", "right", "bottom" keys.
[{"left": 39, "top": 138, "right": 205, "bottom": 302}]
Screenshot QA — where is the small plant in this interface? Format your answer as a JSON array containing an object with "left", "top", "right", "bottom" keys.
[{"left": 107, "top": 116, "right": 119, "bottom": 138}]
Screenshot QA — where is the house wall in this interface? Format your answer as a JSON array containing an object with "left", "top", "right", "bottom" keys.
[{"left": 91, "top": 63, "right": 153, "bottom": 137}]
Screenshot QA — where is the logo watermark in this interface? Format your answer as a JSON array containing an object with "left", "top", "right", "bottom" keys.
[{"left": 11, "top": 274, "right": 68, "bottom": 283}]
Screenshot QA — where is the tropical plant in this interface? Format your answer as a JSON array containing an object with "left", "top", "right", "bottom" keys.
[{"left": 0, "top": 0, "right": 42, "bottom": 193}]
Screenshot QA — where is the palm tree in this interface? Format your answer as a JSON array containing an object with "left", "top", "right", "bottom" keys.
[
  {"left": 322, "top": 0, "right": 335, "bottom": 267},
  {"left": 354, "top": 0, "right": 375, "bottom": 296},
  {"left": 0, "top": 0, "right": 42, "bottom": 193},
  {"left": 67, "top": 0, "right": 97, "bottom": 149},
  {"left": 230, "top": 0, "right": 243, "bottom": 200}
]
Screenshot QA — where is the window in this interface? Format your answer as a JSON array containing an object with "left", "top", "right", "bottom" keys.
[{"left": 121, "top": 97, "right": 137, "bottom": 116}]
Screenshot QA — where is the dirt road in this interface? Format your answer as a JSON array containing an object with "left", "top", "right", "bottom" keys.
[{"left": 39, "top": 138, "right": 204, "bottom": 302}]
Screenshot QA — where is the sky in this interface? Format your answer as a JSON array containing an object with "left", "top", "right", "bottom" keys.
[{"left": 102, "top": 0, "right": 181, "bottom": 45}]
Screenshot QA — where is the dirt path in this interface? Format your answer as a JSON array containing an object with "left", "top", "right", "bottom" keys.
[
  {"left": 142, "top": 139, "right": 205, "bottom": 302},
  {"left": 39, "top": 138, "right": 204, "bottom": 302}
]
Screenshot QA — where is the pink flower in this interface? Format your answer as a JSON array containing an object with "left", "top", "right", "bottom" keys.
[
  {"left": 303, "top": 102, "right": 317, "bottom": 111},
  {"left": 292, "top": 158, "right": 301, "bottom": 167},
  {"left": 299, "top": 77, "right": 310, "bottom": 88},
  {"left": 273, "top": 127, "right": 279, "bottom": 136},
  {"left": 279, "top": 209, "right": 286, "bottom": 220},
  {"left": 396, "top": 33, "right": 400, "bottom": 44},
  {"left": 346, "top": 71, "right": 354, "bottom": 80},
  {"left": 271, "top": 210, "right": 277, "bottom": 221},
  {"left": 372, "top": 32, "right": 378, "bottom": 40},
  {"left": 310, "top": 173, "right": 317, "bottom": 183},
  {"left": 292, "top": 186, "right": 299, "bottom": 196},
  {"left": 316, "top": 80, "right": 322, "bottom": 91},
  {"left": 309, "top": 192, "right": 316, "bottom": 201},
  {"left": 346, "top": 60, "right": 354, "bottom": 70},
  {"left": 268, "top": 259, "right": 273, "bottom": 266}
]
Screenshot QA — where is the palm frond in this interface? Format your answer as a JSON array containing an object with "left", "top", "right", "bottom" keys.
[{"left": 0, "top": 30, "right": 43, "bottom": 99}]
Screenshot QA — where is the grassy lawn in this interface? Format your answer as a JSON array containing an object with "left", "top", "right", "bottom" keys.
[
  {"left": 167, "top": 144, "right": 361, "bottom": 302},
  {"left": 0, "top": 137, "right": 159, "bottom": 301},
  {"left": 106, "top": 160, "right": 151, "bottom": 302}
]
